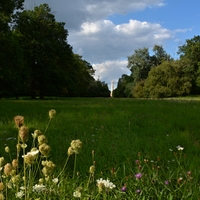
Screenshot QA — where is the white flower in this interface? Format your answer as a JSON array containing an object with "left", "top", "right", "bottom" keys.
[
  {"left": 15, "top": 191, "right": 24, "bottom": 199},
  {"left": 32, "top": 184, "right": 46, "bottom": 193},
  {"left": 176, "top": 145, "right": 184, "bottom": 151},
  {"left": 96, "top": 178, "right": 116, "bottom": 189},
  {"left": 52, "top": 178, "right": 58, "bottom": 184},
  {"left": 73, "top": 191, "right": 81, "bottom": 198},
  {"left": 22, "top": 149, "right": 39, "bottom": 158}
]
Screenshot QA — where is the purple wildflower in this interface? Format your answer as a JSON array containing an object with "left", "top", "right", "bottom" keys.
[
  {"left": 135, "top": 173, "right": 142, "bottom": 179},
  {"left": 135, "top": 189, "right": 141, "bottom": 194},
  {"left": 164, "top": 180, "right": 169, "bottom": 185},
  {"left": 121, "top": 186, "right": 126, "bottom": 192}
]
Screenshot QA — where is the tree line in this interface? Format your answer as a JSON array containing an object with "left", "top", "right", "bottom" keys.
[
  {"left": 113, "top": 36, "right": 200, "bottom": 98},
  {"left": 0, "top": 1, "right": 110, "bottom": 99}
]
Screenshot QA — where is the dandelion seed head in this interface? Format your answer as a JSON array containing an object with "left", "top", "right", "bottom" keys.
[{"left": 14, "top": 116, "right": 24, "bottom": 128}]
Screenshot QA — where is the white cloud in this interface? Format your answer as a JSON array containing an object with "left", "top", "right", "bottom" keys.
[
  {"left": 23, "top": 0, "right": 190, "bottom": 85},
  {"left": 92, "top": 60, "right": 130, "bottom": 87},
  {"left": 69, "top": 19, "right": 173, "bottom": 63}
]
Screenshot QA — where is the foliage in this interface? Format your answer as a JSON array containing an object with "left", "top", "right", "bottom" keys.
[
  {"left": 178, "top": 35, "right": 200, "bottom": 94},
  {"left": 144, "top": 61, "right": 193, "bottom": 98}
]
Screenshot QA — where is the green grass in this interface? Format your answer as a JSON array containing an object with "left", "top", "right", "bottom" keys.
[{"left": 0, "top": 98, "right": 200, "bottom": 199}]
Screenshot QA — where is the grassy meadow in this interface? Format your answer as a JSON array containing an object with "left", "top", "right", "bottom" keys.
[{"left": 0, "top": 98, "right": 200, "bottom": 199}]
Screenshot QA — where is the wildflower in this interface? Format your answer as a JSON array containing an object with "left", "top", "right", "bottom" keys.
[
  {"left": 187, "top": 171, "right": 192, "bottom": 176},
  {"left": 67, "top": 146, "right": 75, "bottom": 156},
  {"left": 12, "top": 159, "right": 18, "bottom": 169},
  {"left": 73, "top": 187, "right": 82, "bottom": 198},
  {"left": 39, "top": 143, "right": 51, "bottom": 157},
  {"left": 20, "top": 143, "right": 27, "bottom": 149},
  {"left": 164, "top": 180, "right": 169, "bottom": 185},
  {"left": 14, "top": 116, "right": 24, "bottom": 128},
  {"left": 32, "top": 130, "right": 42, "bottom": 138},
  {"left": 38, "top": 135, "right": 48, "bottom": 145},
  {"left": 4, "top": 163, "right": 13, "bottom": 176},
  {"left": 0, "top": 157, "right": 4, "bottom": 168},
  {"left": 11, "top": 174, "right": 21, "bottom": 184},
  {"left": 177, "top": 177, "right": 183, "bottom": 184},
  {"left": 23, "top": 154, "right": 35, "bottom": 165},
  {"left": 121, "top": 186, "right": 126, "bottom": 192},
  {"left": 41, "top": 160, "right": 56, "bottom": 176},
  {"left": 0, "top": 193, "right": 4, "bottom": 200},
  {"left": 32, "top": 184, "right": 46, "bottom": 193},
  {"left": 96, "top": 178, "right": 116, "bottom": 190},
  {"left": 73, "top": 191, "right": 81, "bottom": 198},
  {"left": 0, "top": 182, "right": 4, "bottom": 191},
  {"left": 135, "top": 173, "right": 142, "bottom": 179},
  {"left": 70, "top": 139, "right": 82, "bottom": 154},
  {"left": 135, "top": 160, "right": 140, "bottom": 165},
  {"left": 89, "top": 165, "right": 95, "bottom": 174},
  {"left": 49, "top": 109, "right": 56, "bottom": 119},
  {"left": 19, "top": 126, "right": 29, "bottom": 142},
  {"left": 135, "top": 189, "right": 141, "bottom": 194},
  {"left": 52, "top": 178, "right": 58, "bottom": 184},
  {"left": 15, "top": 191, "right": 24, "bottom": 198},
  {"left": 176, "top": 145, "right": 184, "bottom": 151},
  {"left": 5, "top": 146, "right": 10, "bottom": 153}
]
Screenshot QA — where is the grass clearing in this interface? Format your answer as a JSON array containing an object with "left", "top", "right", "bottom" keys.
[{"left": 0, "top": 98, "right": 200, "bottom": 199}]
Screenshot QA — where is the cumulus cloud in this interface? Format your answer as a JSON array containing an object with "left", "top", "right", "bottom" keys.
[
  {"left": 23, "top": 0, "right": 188, "bottom": 84},
  {"left": 69, "top": 19, "right": 173, "bottom": 63}
]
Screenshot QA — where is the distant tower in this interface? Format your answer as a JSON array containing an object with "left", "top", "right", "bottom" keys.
[{"left": 110, "top": 80, "right": 114, "bottom": 97}]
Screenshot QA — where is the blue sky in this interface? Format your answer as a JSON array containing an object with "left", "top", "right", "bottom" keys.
[{"left": 24, "top": 0, "right": 200, "bottom": 89}]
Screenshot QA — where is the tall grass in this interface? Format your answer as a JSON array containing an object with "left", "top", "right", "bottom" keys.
[{"left": 0, "top": 98, "right": 200, "bottom": 199}]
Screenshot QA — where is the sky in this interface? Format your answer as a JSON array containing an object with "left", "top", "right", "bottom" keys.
[{"left": 24, "top": 0, "right": 200, "bottom": 89}]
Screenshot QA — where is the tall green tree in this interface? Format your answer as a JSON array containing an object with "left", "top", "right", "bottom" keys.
[
  {"left": 127, "top": 47, "right": 153, "bottom": 86},
  {"left": 178, "top": 35, "right": 200, "bottom": 93},
  {"left": 14, "top": 4, "right": 74, "bottom": 98},
  {"left": 144, "top": 61, "right": 193, "bottom": 98},
  {"left": 0, "top": 0, "right": 24, "bottom": 32}
]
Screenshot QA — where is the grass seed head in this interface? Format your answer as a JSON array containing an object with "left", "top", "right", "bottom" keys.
[
  {"left": 0, "top": 182, "right": 4, "bottom": 191},
  {"left": 49, "top": 109, "right": 56, "bottom": 119},
  {"left": 19, "top": 126, "right": 29, "bottom": 142},
  {"left": 38, "top": 135, "right": 48, "bottom": 145},
  {"left": 4, "top": 163, "right": 13, "bottom": 176},
  {"left": 0, "top": 158, "right": 4, "bottom": 168},
  {"left": 12, "top": 159, "right": 18, "bottom": 169},
  {"left": 14, "top": 115, "right": 24, "bottom": 128},
  {"left": 39, "top": 143, "right": 51, "bottom": 157}
]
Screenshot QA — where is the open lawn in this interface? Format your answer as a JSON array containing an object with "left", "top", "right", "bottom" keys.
[{"left": 0, "top": 98, "right": 200, "bottom": 199}]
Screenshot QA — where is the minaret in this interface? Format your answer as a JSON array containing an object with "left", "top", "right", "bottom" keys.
[{"left": 110, "top": 80, "right": 114, "bottom": 97}]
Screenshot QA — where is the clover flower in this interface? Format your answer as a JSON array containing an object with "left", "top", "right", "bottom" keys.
[
  {"left": 73, "top": 187, "right": 82, "bottom": 198},
  {"left": 73, "top": 191, "right": 81, "bottom": 198},
  {"left": 164, "top": 180, "right": 169, "bottom": 185},
  {"left": 135, "top": 173, "right": 142, "bottom": 179},
  {"left": 96, "top": 178, "right": 116, "bottom": 190},
  {"left": 176, "top": 145, "right": 184, "bottom": 151},
  {"left": 32, "top": 184, "right": 46, "bottom": 193},
  {"left": 15, "top": 191, "right": 24, "bottom": 199},
  {"left": 121, "top": 186, "right": 126, "bottom": 192},
  {"left": 135, "top": 189, "right": 141, "bottom": 194}
]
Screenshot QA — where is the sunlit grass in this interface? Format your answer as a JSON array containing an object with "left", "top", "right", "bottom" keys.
[{"left": 0, "top": 98, "right": 200, "bottom": 199}]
